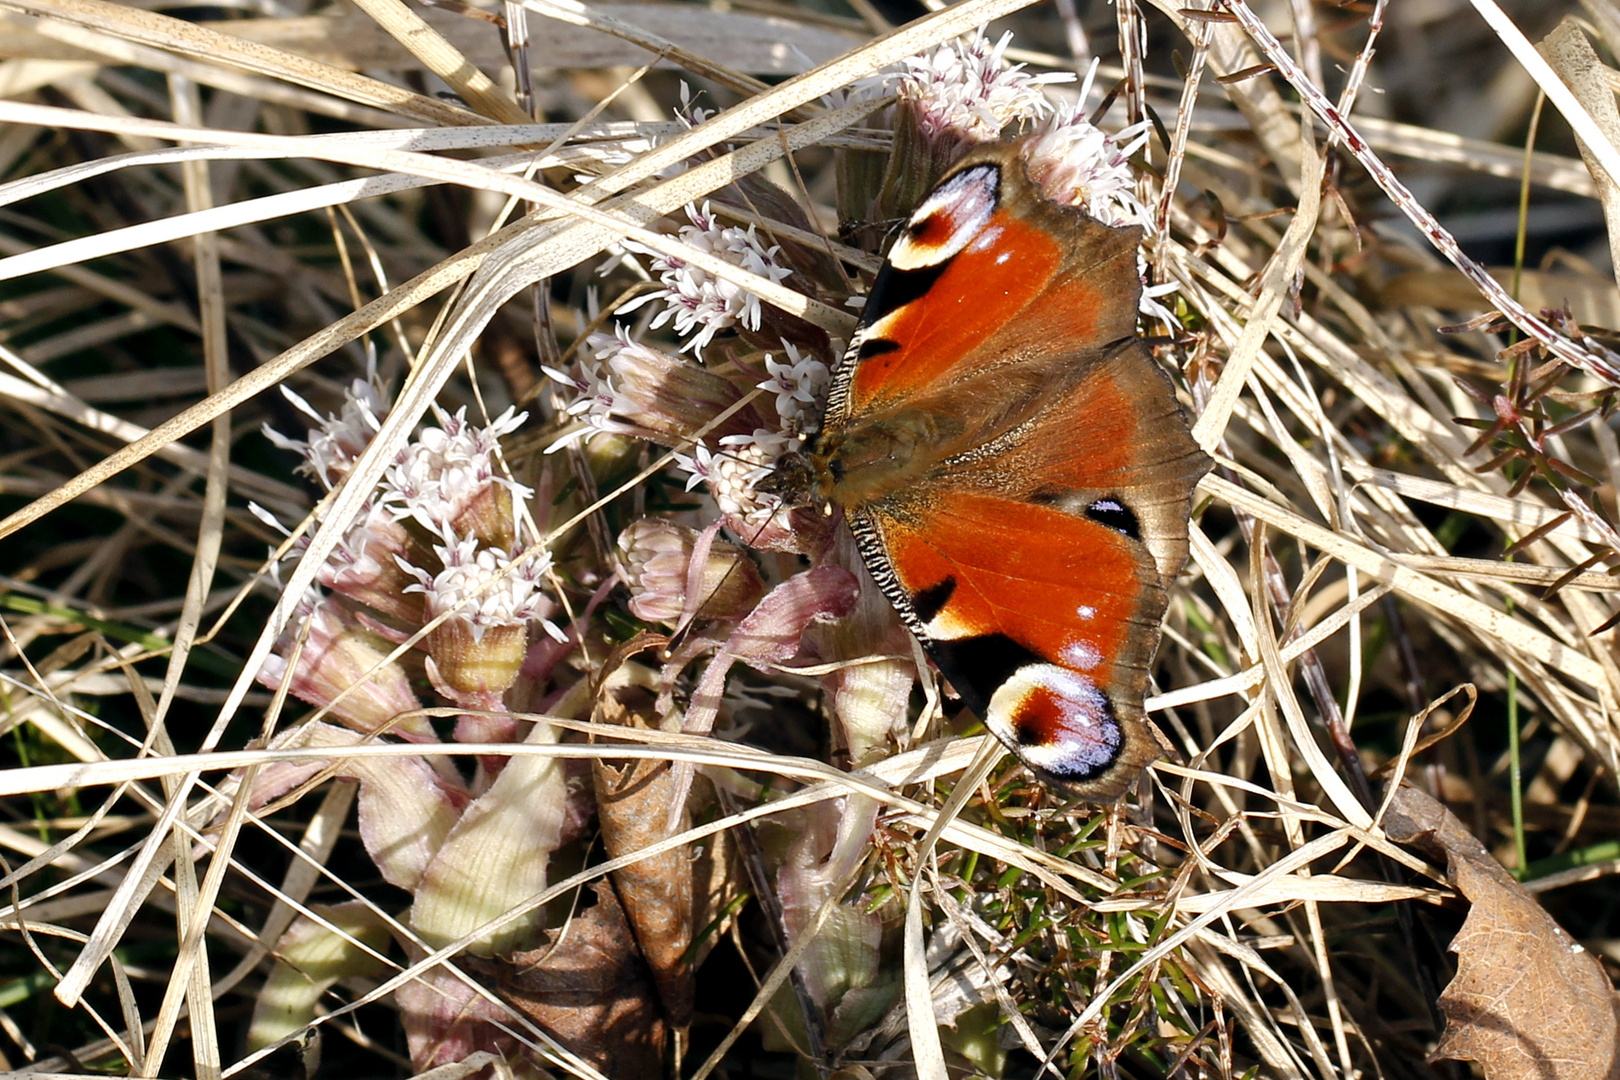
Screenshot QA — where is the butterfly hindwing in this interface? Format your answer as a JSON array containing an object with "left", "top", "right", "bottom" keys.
[
  {"left": 849, "top": 341, "right": 1204, "bottom": 800},
  {"left": 853, "top": 492, "right": 1161, "bottom": 797}
]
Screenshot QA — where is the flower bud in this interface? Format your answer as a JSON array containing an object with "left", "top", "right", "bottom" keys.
[
  {"left": 618, "top": 519, "right": 766, "bottom": 626},
  {"left": 259, "top": 595, "right": 430, "bottom": 741}
]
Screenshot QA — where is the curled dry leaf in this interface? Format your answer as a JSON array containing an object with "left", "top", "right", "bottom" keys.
[
  {"left": 1384, "top": 784, "right": 1620, "bottom": 1080},
  {"left": 594, "top": 750, "right": 695, "bottom": 1029},
  {"left": 592, "top": 685, "right": 739, "bottom": 1031},
  {"left": 469, "top": 881, "right": 666, "bottom": 1080}
]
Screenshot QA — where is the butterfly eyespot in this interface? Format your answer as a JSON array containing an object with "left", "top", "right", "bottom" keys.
[
  {"left": 989, "top": 665, "right": 1123, "bottom": 779},
  {"left": 1085, "top": 497, "right": 1141, "bottom": 541},
  {"left": 887, "top": 164, "right": 1000, "bottom": 272}
]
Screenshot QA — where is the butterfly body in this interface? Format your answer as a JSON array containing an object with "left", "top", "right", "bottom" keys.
[{"left": 779, "top": 140, "right": 1210, "bottom": 802}]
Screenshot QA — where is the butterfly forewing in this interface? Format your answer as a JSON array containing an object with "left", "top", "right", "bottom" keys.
[{"left": 837, "top": 149, "right": 1145, "bottom": 424}]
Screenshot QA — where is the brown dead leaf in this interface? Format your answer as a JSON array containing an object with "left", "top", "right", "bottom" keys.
[
  {"left": 594, "top": 709, "right": 694, "bottom": 1029},
  {"left": 470, "top": 881, "right": 665, "bottom": 1080},
  {"left": 591, "top": 678, "right": 739, "bottom": 1033},
  {"left": 1384, "top": 784, "right": 1620, "bottom": 1080}
]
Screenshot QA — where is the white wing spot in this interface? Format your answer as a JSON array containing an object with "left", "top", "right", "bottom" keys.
[
  {"left": 1062, "top": 640, "right": 1102, "bottom": 671},
  {"left": 889, "top": 165, "right": 999, "bottom": 271},
  {"left": 969, "top": 224, "right": 1005, "bottom": 252},
  {"left": 1077, "top": 605, "right": 1096, "bottom": 620}
]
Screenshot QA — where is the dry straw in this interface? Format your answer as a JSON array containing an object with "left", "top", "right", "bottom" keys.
[{"left": 0, "top": 0, "right": 1615, "bottom": 1077}]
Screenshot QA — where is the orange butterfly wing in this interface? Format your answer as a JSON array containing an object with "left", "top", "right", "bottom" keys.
[{"left": 815, "top": 141, "right": 1210, "bottom": 801}]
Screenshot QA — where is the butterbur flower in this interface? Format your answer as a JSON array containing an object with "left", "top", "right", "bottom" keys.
[
  {"left": 401, "top": 531, "right": 564, "bottom": 699},
  {"left": 618, "top": 519, "right": 766, "bottom": 626},
  {"left": 382, "top": 405, "right": 531, "bottom": 551},
  {"left": 676, "top": 435, "right": 837, "bottom": 554},
  {"left": 318, "top": 501, "right": 425, "bottom": 626},
  {"left": 677, "top": 432, "right": 787, "bottom": 525},
  {"left": 895, "top": 29, "right": 1066, "bottom": 148},
  {"left": 1019, "top": 81, "right": 1183, "bottom": 325},
  {"left": 668, "top": 341, "right": 832, "bottom": 543},
  {"left": 257, "top": 590, "right": 431, "bottom": 741},
  {"left": 545, "top": 326, "right": 766, "bottom": 451},
  {"left": 262, "top": 372, "right": 389, "bottom": 488},
  {"left": 619, "top": 202, "right": 793, "bottom": 356},
  {"left": 758, "top": 343, "right": 830, "bottom": 433},
  {"left": 1022, "top": 94, "right": 1150, "bottom": 227}
]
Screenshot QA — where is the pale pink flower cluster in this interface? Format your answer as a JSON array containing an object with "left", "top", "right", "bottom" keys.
[
  {"left": 675, "top": 433, "right": 789, "bottom": 529},
  {"left": 1021, "top": 68, "right": 1178, "bottom": 324},
  {"left": 261, "top": 371, "right": 389, "bottom": 487},
  {"left": 893, "top": 29, "right": 1072, "bottom": 141},
  {"left": 758, "top": 342, "right": 830, "bottom": 433},
  {"left": 830, "top": 28, "right": 1069, "bottom": 146},
  {"left": 620, "top": 201, "right": 793, "bottom": 356},
  {"left": 542, "top": 326, "right": 681, "bottom": 449},
  {"left": 400, "top": 532, "right": 561, "bottom": 643},
  {"left": 1024, "top": 104, "right": 1150, "bottom": 227},
  {"left": 670, "top": 341, "right": 829, "bottom": 529},
  {"left": 259, "top": 382, "right": 565, "bottom": 705},
  {"left": 380, "top": 405, "right": 531, "bottom": 533}
]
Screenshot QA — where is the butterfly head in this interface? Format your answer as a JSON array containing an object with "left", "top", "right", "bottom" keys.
[{"left": 758, "top": 439, "right": 841, "bottom": 518}]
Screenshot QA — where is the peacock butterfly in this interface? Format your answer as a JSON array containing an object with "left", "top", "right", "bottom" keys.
[{"left": 770, "top": 139, "right": 1211, "bottom": 802}]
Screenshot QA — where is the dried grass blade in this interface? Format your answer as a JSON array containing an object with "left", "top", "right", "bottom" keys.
[
  {"left": 1208, "top": 473, "right": 1609, "bottom": 688},
  {"left": 1216, "top": 0, "right": 1620, "bottom": 382},
  {"left": 352, "top": 0, "right": 531, "bottom": 124},
  {"left": 0, "top": 0, "right": 487, "bottom": 125},
  {"left": 1192, "top": 126, "right": 1323, "bottom": 451}
]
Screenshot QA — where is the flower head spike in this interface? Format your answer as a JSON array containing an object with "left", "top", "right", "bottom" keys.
[
  {"left": 896, "top": 30, "right": 1069, "bottom": 147},
  {"left": 620, "top": 202, "right": 793, "bottom": 356},
  {"left": 263, "top": 373, "right": 390, "bottom": 488},
  {"left": 380, "top": 406, "right": 532, "bottom": 550},
  {"left": 1022, "top": 94, "right": 1150, "bottom": 227},
  {"left": 321, "top": 499, "right": 425, "bottom": 625},
  {"left": 400, "top": 531, "right": 564, "bottom": 697},
  {"left": 1018, "top": 79, "right": 1173, "bottom": 322}
]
